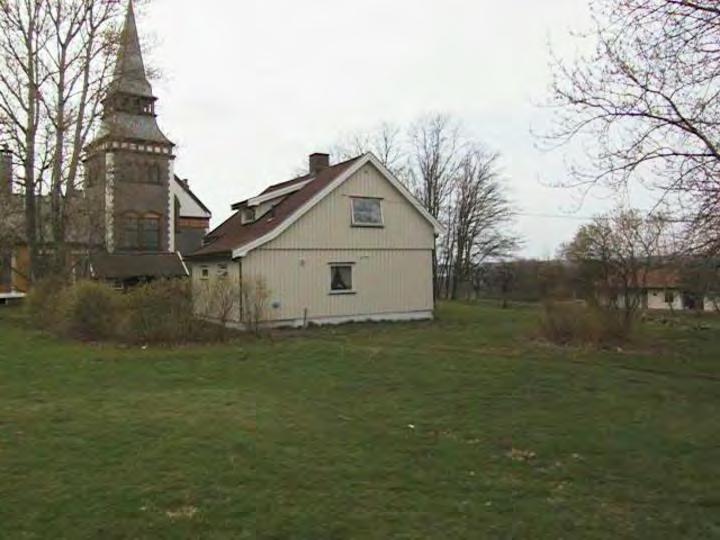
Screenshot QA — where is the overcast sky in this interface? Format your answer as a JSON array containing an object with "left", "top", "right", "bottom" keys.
[{"left": 139, "top": 0, "right": 640, "bottom": 258}]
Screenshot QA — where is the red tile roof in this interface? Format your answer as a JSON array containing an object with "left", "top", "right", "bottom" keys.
[
  {"left": 259, "top": 173, "right": 313, "bottom": 195},
  {"left": 189, "top": 156, "right": 363, "bottom": 258},
  {"left": 642, "top": 269, "right": 682, "bottom": 289}
]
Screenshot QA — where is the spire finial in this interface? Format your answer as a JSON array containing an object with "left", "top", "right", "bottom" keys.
[{"left": 110, "top": 0, "right": 153, "bottom": 98}]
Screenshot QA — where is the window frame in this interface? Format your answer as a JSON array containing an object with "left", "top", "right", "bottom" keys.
[
  {"left": 139, "top": 215, "right": 161, "bottom": 250},
  {"left": 119, "top": 211, "right": 162, "bottom": 251},
  {"left": 329, "top": 263, "right": 355, "bottom": 295},
  {"left": 350, "top": 197, "right": 384, "bottom": 228}
]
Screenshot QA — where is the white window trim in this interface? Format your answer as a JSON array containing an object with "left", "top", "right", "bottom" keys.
[
  {"left": 329, "top": 263, "right": 356, "bottom": 295},
  {"left": 350, "top": 196, "right": 384, "bottom": 227},
  {"left": 247, "top": 180, "right": 312, "bottom": 207}
]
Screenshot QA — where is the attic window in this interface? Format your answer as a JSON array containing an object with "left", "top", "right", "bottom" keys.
[
  {"left": 351, "top": 197, "right": 383, "bottom": 227},
  {"left": 242, "top": 208, "right": 256, "bottom": 224}
]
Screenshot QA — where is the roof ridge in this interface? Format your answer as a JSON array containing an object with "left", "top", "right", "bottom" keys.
[
  {"left": 189, "top": 155, "right": 365, "bottom": 259},
  {"left": 235, "top": 154, "right": 366, "bottom": 206}
]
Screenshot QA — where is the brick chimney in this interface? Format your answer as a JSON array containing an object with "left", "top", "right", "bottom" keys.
[
  {"left": 0, "top": 144, "right": 12, "bottom": 195},
  {"left": 309, "top": 153, "right": 330, "bottom": 175}
]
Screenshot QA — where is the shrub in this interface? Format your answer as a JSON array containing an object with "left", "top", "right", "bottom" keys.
[
  {"left": 24, "top": 276, "right": 70, "bottom": 329},
  {"left": 57, "top": 280, "right": 119, "bottom": 340},
  {"left": 539, "top": 300, "right": 633, "bottom": 346},
  {"left": 120, "top": 279, "right": 198, "bottom": 344},
  {"left": 241, "top": 276, "right": 270, "bottom": 335},
  {"left": 27, "top": 277, "right": 231, "bottom": 345}
]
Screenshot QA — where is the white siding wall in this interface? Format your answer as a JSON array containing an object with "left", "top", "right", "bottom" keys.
[
  {"left": 243, "top": 249, "right": 433, "bottom": 324},
  {"left": 266, "top": 164, "right": 435, "bottom": 251},
  {"left": 246, "top": 163, "right": 435, "bottom": 324},
  {"left": 647, "top": 289, "right": 684, "bottom": 311},
  {"left": 190, "top": 260, "right": 242, "bottom": 323},
  {"left": 191, "top": 162, "right": 437, "bottom": 327},
  {"left": 172, "top": 177, "right": 211, "bottom": 219}
]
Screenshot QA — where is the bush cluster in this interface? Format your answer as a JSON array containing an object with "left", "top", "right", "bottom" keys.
[
  {"left": 25, "top": 278, "right": 225, "bottom": 344},
  {"left": 539, "top": 301, "right": 633, "bottom": 346}
]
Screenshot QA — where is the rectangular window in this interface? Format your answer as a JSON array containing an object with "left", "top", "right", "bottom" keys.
[
  {"left": 122, "top": 217, "right": 138, "bottom": 249},
  {"left": 351, "top": 197, "right": 383, "bottom": 227},
  {"left": 330, "top": 264, "right": 354, "bottom": 293},
  {"left": 217, "top": 264, "right": 229, "bottom": 279},
  {"left": 121, "top": 215, "right": 161, "bottom": 251},
  {"left": 139, "top": 218, "right": 160, "bottom": 250},
  {"left": 201, "top": 266, "right": 209, "bottom": 280},
  {"left": 665, "top": 290, "right": 675, "bottom": 304}
]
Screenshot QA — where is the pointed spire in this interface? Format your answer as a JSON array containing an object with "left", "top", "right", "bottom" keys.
[{"left": 110, "top": 0, "right": 154, "bottom": 98}]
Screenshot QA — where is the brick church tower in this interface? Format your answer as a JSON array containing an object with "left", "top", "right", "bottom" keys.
[
  {"left": 84, "top": 0, "right": 175, "bottom": 255},
  {"left": 82, "top": 1, "right": 210, "bottom": 285}
]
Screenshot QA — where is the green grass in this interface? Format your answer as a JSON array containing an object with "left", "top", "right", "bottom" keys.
[{"left": 0, "top": 302, "right": 718, "bottom": 539}]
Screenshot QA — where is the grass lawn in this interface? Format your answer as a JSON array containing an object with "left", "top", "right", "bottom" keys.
[{"left": 0, "top": 302, "right": 718, "bottom": 539}]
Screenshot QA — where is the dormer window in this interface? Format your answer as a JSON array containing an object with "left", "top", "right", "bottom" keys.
[
  {"left": 351, "top": 197, "right": 383, "bottom": 227},
  {"left": 242, "top": 208, "right": 256, "bottom": 224}
]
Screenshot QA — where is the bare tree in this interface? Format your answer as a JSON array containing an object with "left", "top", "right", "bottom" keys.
[
  {"left": 408, "top": 114, "right": 464, "bottom": 298},
  {"left": 0, "top": 0, "right": 138, "bottom": 281},
  {"left": 442, "top": 147, "right": 519, "bottom": 299},
  {"left": 197, "top": 277, "right": 240, "bottom": 338},
  {"left": 0, "top": 0, "right": 51, "bottom": 280},
  {"left": 44, "top": 0, "right": 123, "bottom": 271},
  {"left": 332, "top": 122, "right": 407, "bottom": 178},
  {"left": 241, "top": 276, "right": 270, "bottom": 335},
  {"left": 331, "top": 114, "right": 520, "bottom": 300},
  {"left": 408, "top": 114, "right": 463, "bottom": 220},
  {"left": 562, "top": 208, "right": 672, "bottom": 325},
  {"left": 546, "top": 0, "right": 720, "bottom": 255}
]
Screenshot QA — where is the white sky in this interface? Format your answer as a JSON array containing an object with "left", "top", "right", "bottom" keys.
[{"left": 139, "top": 0, "right": 644, "bottom": 258}]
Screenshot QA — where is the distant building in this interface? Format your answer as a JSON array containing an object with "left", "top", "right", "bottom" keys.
[
  {"left": 605, "top": 268, "right": 718, "bottom": 312},
  {"left": 187, "top": 152, "right": 444, "bottom": 328},
  {"left": 0, "top": 0, "right": 211, "bottom": 293}
]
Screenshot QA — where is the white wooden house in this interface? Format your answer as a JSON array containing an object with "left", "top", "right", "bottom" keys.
[{"left": 187, "top": 153, "right": 443, "bottom": 327}]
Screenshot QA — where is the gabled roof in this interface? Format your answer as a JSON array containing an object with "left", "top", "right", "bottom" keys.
[
  {"left": 89, "top": 252, "right": 188, "bottom": 280},
  {"left": 190, "top": 156, "right": 361, "bottom": 258},
  {"left": 230, "top": 173, "right": 312, "bottom": 211},
  {"left": 189, "top": 153, "right": 444, "bottom": 259},
  {"left": 173, "top": 175, "right": 211, "bottom": 217}
]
